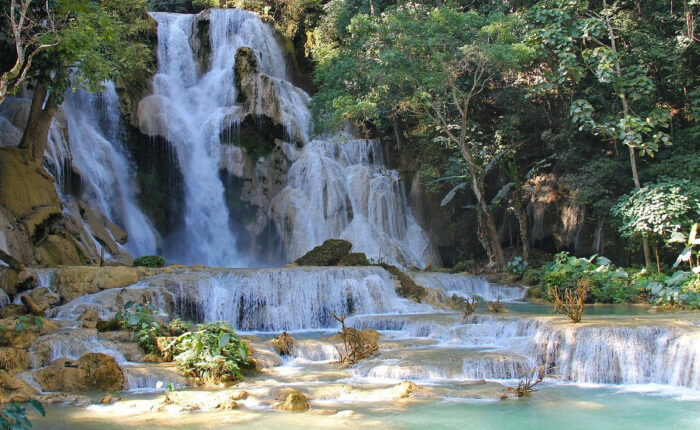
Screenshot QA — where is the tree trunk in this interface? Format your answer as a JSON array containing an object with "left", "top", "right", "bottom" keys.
[
  {"left": 18, "top": 82, "right": 58, "bottom": 162},
  {"left": 514, "top": 193, "right": 529, "bottom": 262},
  {"left": 392, "top": 114, "right": 405, "bottom": 152},
  {"left": 471, "top": 175, "right": 506, "bottom": 270}
]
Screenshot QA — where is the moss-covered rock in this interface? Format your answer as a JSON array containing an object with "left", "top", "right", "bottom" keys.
[
  {"left": 381, "top": 264, "right": 428, "bottom": 302},
  {"left": 294, "top": 239, "right": 353, "bottom": 266},
  {"left": 338, "top": 253, "right": 370, "bottom": 266}
]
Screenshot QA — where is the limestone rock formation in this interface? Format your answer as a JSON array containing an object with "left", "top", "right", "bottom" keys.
[{"left": 36, "top": 353, "right": 125, "bottom": 392}]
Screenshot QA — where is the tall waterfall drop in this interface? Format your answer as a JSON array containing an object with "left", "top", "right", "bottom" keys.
[{"left": 136, "top": 9, "right": 439, "bottom": 268}]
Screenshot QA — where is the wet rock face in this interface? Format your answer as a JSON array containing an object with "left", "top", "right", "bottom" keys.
[
  {"left": 36, "top": 353, "right": 124, "bottom": 392},
  {"left": 78, "top": 309, "right": 100, "bottom": 329}
]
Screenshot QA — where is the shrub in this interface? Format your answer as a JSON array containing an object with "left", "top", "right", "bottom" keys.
[
  {"left": 117, "top": 301, "right": 167, "bottom": 354},
  {"left": 506, "top": 256, "right": 529, "bottom": 276},
  {"left": 133, "top": 255, "right": 166, "bottom": 268},
  {"left": 541, "top": 252, "right": 642, "bottom": 303},
  {"left": 163, "top": 322, "right": 250, "bottom": 384},
  {"left": 271, "top": 332, "right": 294, "bottom": 356}
]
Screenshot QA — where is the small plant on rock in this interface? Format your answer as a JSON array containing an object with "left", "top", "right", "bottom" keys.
[
  {"left": 164, "top": 322, "right": 250, "bottom": 384},
  {"left": 132, "top": 255, "right": 166, "bottom": 268},
  {"left": 487, "top": 298, "right": 507, "bottom": 313},
  {"left": 117, "top": 301, "right": 166, "bottom": 354},
  {"left": 552, "top": 279, "right": 589, "bottom": 323}
]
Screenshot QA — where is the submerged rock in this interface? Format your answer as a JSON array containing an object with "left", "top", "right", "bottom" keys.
[
  {"left": 36, "top": 352, "right": 124, "bottom": 392},
  {"left": 294, "top": 239, "right": 352, "bottom": 266}
]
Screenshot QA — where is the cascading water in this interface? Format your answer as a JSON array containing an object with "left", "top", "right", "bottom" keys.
[
  {"left": 139, "top": 10, "right": 312, "bottom": 266},
  {"left": 272, "top": 137, "right": 441, "bottom": 268},
  {"left": 55, "top": 84, "right": 158, "bottom": 257},
  {"left": 408, "top": 272, "right": 527, "bottom": 302}
]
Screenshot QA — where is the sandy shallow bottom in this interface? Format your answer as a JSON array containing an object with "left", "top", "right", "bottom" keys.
[{"left": 30, "top": 383, "right": 700, "bottom": 430}]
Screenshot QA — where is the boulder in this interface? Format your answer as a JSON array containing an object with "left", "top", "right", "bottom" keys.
[
  {"left": 36, "top": 353, "right": 125, "bottom": 392},
  {"left": 294, "top": 239, "right": 353, "bottom": 266},
  {"left": 274, "top": 388, "right": 310, "bottom": 412},
  {"left": 78, "top": 309, "right": 100, "bottom": 328},
  {"left": 0, "top": 370, "right": 38, "bottom": 403}
]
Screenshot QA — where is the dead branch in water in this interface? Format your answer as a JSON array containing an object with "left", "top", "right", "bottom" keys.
[
  {"left": 508, "top": 365, "right": 546, "bottom": 397},
  {"left": 331, "top": 314, "right": 379, "bottom": 366}
]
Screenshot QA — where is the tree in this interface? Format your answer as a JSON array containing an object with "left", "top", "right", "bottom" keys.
[
  {"left": 0, "top": 0, "right": 154, "bottom": 161},
  {"left": 612, "top": 178, "right": 700, "bottom": 273},
  {"left": 0, "top": 0, "right": 59, "bottom": 105},
  {"left": 313, "top": 5, "right": 533, "bottom": 269},
  {"left": 527, "top": 0, "right": 675, "bottom": 268}
]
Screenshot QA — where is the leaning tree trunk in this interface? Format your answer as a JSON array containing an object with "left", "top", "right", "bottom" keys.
[{"left": 18, "top": 82, "right": 58, "bottom": 162}]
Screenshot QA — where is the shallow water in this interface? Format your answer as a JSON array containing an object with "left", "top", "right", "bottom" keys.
[{"left": 31, "top": 384, "right": 700, "bottom": 430}]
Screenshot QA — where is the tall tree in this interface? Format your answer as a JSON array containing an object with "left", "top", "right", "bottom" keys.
[
  {"left": 527, "top": 0, "right": 676, "bottom": 268},
  {"left": 314, "top": 5, "right": 532, "bottom": 269},
  {"left": 1, "top": 0, "right": 154, "bottom": 161}
]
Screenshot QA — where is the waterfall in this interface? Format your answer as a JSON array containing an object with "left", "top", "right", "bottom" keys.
[
  {"left": 50, "top": 84, "right": 158, "bottom": 257},
  {"left": 272, "top": 137, "right": 441, "bottom": 269},
  {"left": 139, "top": 10, "right": 312, "bottom": 266},
  {"left": 408, "top": 272, "right": 528, "bottom": 302}
]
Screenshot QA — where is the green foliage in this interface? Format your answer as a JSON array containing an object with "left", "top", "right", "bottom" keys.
[
  {"left": 612, "top": 179, "right": 700, "bottom": 242},
  {"left": 638, "top": 270, "right": 700, "bottom": 309},
  {"left": 540, "top": 252, "right": 641, "bottom": 303},
  {"left": 116, "top": 301, "right": 166, "bottom": 354},
  {"left": 506, "top": 256, "right": 529, "bottom": 275},
  {"left": 133, "top": 255, "right": 166, "bottom": 268},
  {"left": 35, "top": 0, "right": 155, "bottom": 98},
  {"left": 163, "top": 322, "right": 250, "bottom": 384},
  {"left": 0, "top": 400, "right": 45, "bottom": 430}
]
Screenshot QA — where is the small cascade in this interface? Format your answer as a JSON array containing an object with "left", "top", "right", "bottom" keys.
[
  {"left": 122, "top": 365, "right": 187, "bottom": 391},
  {"left": 272, "top": 137, "right": 440, "bottom": 269},
  {"left": 50, "top": 267, "right": 424, "bottom": 332},
  {"left": 183, "top": 267, "right": 420, "bottom": 331},
  {"left": 290, "top": 340, "right": 340, "bottom": 362},
  {"left": 530, "top": 323, "right": 700, "bottom": 389},
  {"left": 29, "top": 330, "right": 128, "bottom": 367},
  {"left": 408, "top": 272, "right": 528, "bottom": 302}
]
